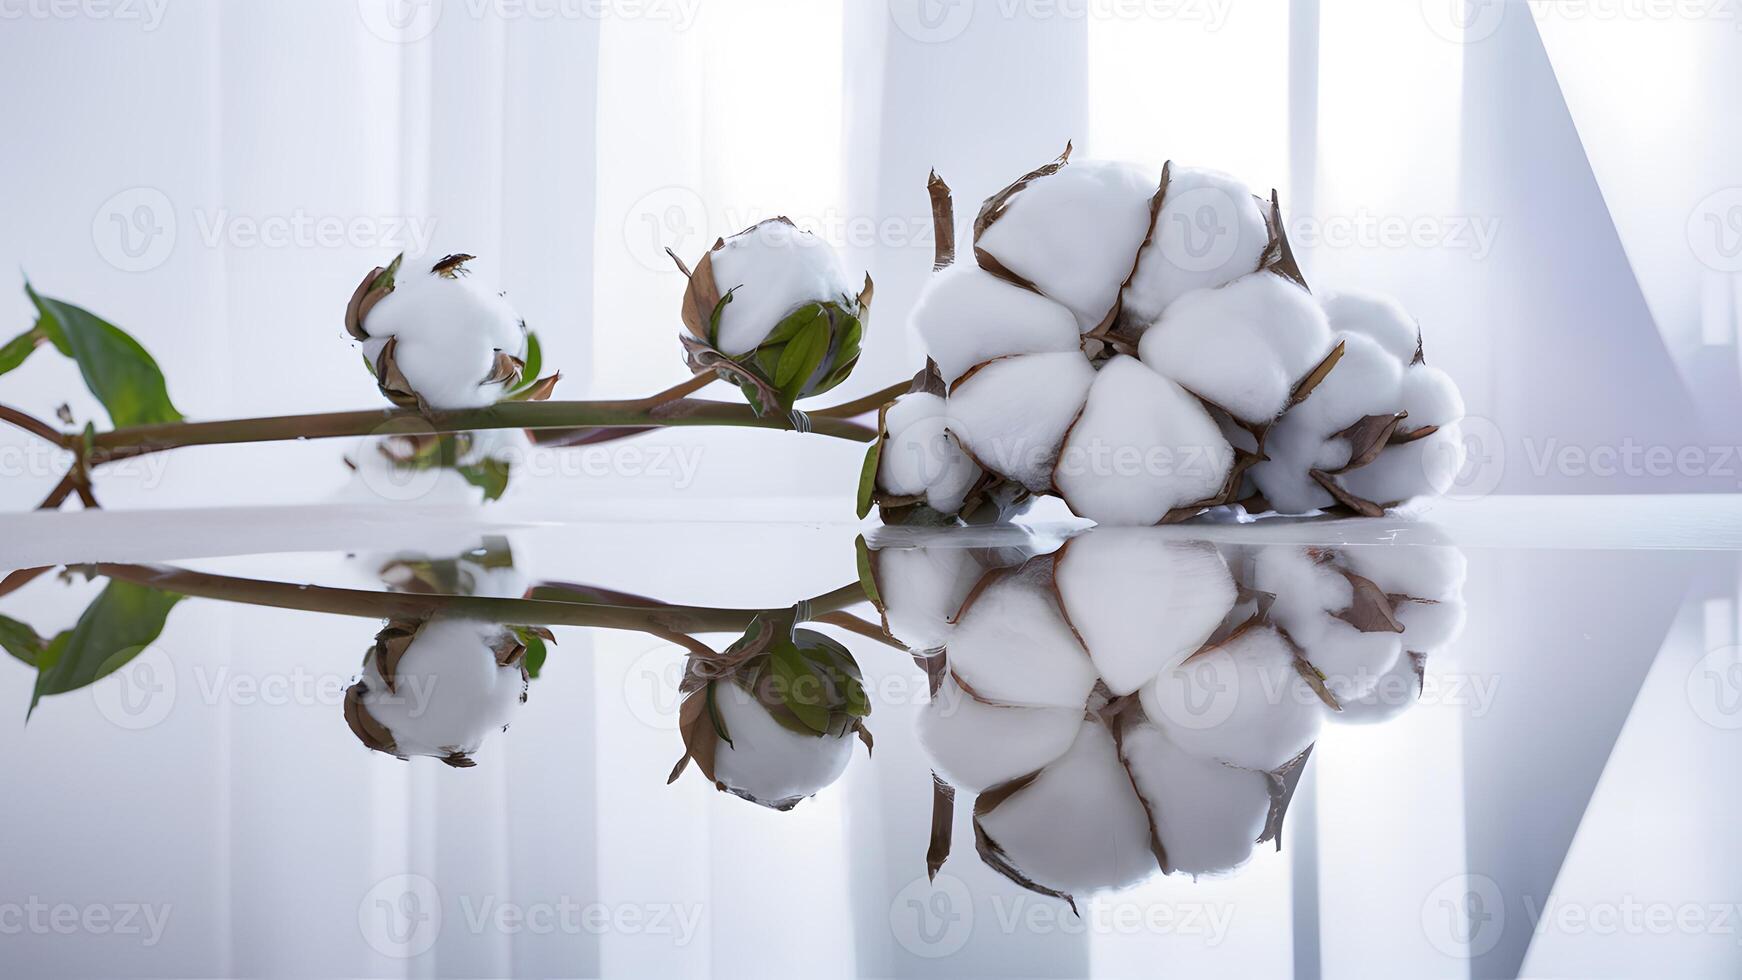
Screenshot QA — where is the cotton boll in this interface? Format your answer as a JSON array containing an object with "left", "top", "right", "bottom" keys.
[
  {"left": 1329, "top": 651, "right": 1424, "bottom": 725},
  {"left": 1338, "top": 422, "right": 1465, "bottom": 505},
  {"left": 947, "top": 561, "right": 1098, "bottom": 709},
  {"left": 911, "top": 264, "right": 1081, "bottom": 385},
  {"left": 1399, "top": 364, "right": 1464, "bottom": 429},
  {"left": 875, "top": 545, "right": 985, "bottom": 652},
  {"left": 947, "top": 352, "right": 1096, "bottom": 493},
  {"left": 1253, "top": 547, "right": 1352, "bottom": 624},
  {"left": 1053, "top": 356, "right": 1234, "bottom": 526},
  {"left": 975, "top": 717, "right": 1160, "bottom": 893},
  {"left": 1253, "top": 547, "right": 1401, "bottom": 703},
  {"left": 877, "top": 393, "right": 983, "bottom": 513},
  {"left": 1338, "top": 545, "right": 1467, "bottom": 603},
  {"left": 707, "top": 220, "right": 855, "bottom": 356},
  {"left": 1292, "top": 621, "right": 1402, "bottom": 704},
  {"left": 1119, "top": 721, "right": 1271, "bottom": 878},
  {"left": 361, "top": 259, "right": 527, "bottom": 410},
  {"left": 709, "top": 683, "right": 855, "bottom": 807},
  {"left": 1053, "top": 529, "right": 1237, "bottom": 695},
  {"left": 1139, "top": 273, "right": 1333, "bottom": 424},
  {"left": 1395, "top": 597, "right": 1467, "bottom": 652},
  {"left": 976, "top": 159, "right": 1159, "bottom": 330},
  {"left": 1123, "top": 166, "right": 1269, "bottom": 324},
  {"left": 1140, "top": 626, "right": 1322, "bottom": 773},
  {"left": 1320, "top": 290, "right": 1419, "bottom": 362},
  {"left": 917, "top": 676, "right": 1083, "bottom": 792},
  {"left": 349, "top": 617, "right": 528, "bottom": 765}
]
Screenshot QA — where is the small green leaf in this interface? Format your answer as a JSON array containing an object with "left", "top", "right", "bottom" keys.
[
  {"left": 0, "top": 613, "right": 48, "bottom": 667},
  {"left": 520, "top": 632, "right": 547, "bottom": 679},
  {"left": 361, "top": 350, "right": 378, "bottom": 379},
  {"left": 26, "top": 284, "right": 183, "bottom": 428},
  {"left": 707, "top": 288, "right": 737, "bottom": 347},
  {"left": 774, "top": 315, "right": 829, "bottom": 392},
  {"left": 29, "top": 580, "right": 182, "bottom": 718},
  {"left": 855, "top": 536, "right": 882, "bottom": 609},
  {"left": 512, "top": 331, "right": 543, "bottom": 393},
  {"left": 457, "top": 456, "right": 511, "bottom": 502},
  {"left": 816, "top": 313, "right": 864, "bottom": 394},
  {"left": 856, "top": 436, "right": 882, "bottom": 520},
  {"left": 763, "top": 302, "right": 824, "bottom": 346},
  {"left": 0, "top": 326, "right": 44, "bottom": 377},
  {"left": 770, "top": 643, "right": 830, "bottom": 734}
]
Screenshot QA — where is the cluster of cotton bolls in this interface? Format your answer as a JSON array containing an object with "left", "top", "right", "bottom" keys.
[
  {"left": 872, "top": 147, "right": 1465, "bottom": 526},
  {"left": 863, "top": 526, "right": 1465, "bottom": 899}
]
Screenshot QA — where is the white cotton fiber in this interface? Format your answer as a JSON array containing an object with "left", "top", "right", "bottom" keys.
[
  {"left": 1320, "top": 290, "right": 1419, "bottom": 362},
  {"left": 710, "top": 684, "right": 855, "bottom": 806},
  {"left": 1293, "top": 622, "right": 1402, "bottom": 704},
  {"left": 1399, "top": 364, "right": 1465, "bottom": 429},
  {"left": 946, "top": 352, "right": 1096, "bottom": 493},
  {"left": 976, "top": 159, "right": 1159, "bottom": 330},
  {"left": 975, "top": 718, "right": 1160, "bottom": 893},
  {"left": 1338, "top": 423, "right": 1464, "bottom": 505},
  {"left": 877, "top": 393, "right": 982, "bottom": 513},
  {"left": 1329, "top": 650, "right": 1424, "bottom": 725},
  {"left": 1119, "top": 721, "right": 1271, "bottom": 878},
  {"left": 910, "top": 264, "right": 1081, "bottom": 385},
  {"left": 707, "top": 220, "right": 855, "bottom": 356},
  {"left": 360, "top": 617, "right": 527, "bottom": 759},
  {"left": 917, "top": 676, "right": 1083, "bottom": 792},
  {"left": 1053, "top": 356, "right": 1234, "bottom": 526},
  {"left": 946, "top": 561, "right": 1098, "bottom": 709},
  {"left": 875, "top": 545, "right": 984, "bottom": 652},
  {"left": 1053, "top": 529, "right": 1237, "bottom": 695},
  {"left": 362, "top": 262, "right": 526, "bottom": 409},
  {"left": 1123, "top": 166, "right": 1269, "bottom": 325},
  {"left": 1140, "top": 626, "right": 1322, "bottom": 773},
  {"left": 1138, "top": 273, "right": 1333, "bottom": 424},
  {"left": 1254, "top": 546, "right": 1400, "bottom": 704},
  {"left": 1338, "top": 545, "right": 1467, "bottom": 603}
]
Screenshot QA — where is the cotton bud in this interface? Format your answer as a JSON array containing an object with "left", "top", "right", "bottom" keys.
[
  {"left": 1140, "top": 625, "right": 1323, "bottom": 773},
  {"left": 1118, "top": 720, "right": 1273, "bottom": 878},
  {"left": 347, "top": 254, "right": 532, "bottom": 411},
  {"left": 974, "top": 717, "right": 1161, "bottom": 895},
  {"left": 672, "top": 217, "right": 871, "bottom": 416},
  {"left": 974, "top": 149, "right": 1158, "bottom": 330},
  {"left": 1122, "top": 164, "right": 1271, "bottom": 325},
  {"left": 1138, "top": 272, "right": 1334, "bottom": 426},
  {"left": 343, "top": 616, "right": 540, "bottom": 767},
  {"left": 668, "top": 620, "right": 871, "bottom": 810}
]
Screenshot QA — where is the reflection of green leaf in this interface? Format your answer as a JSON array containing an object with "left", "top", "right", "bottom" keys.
[
  {"left": 0, "top": 614, "right": 48, "bottom": 667},
  {"left": 28, "top": 580, "right": 182, "bottom": 718},
  {"left": 0, "top": 326, "right": 44, "bottom": 377},
  {"left": 510, "top": 331, "right": 543, "bottom": 394},
  {"left": 770, "top": 643, "right": 830, "bottom": 734},
  {"left": 457, "top": 456, "right": 511, "bottom": 502},
  {"left": 510, "top": 626, "right": 548, "bottom": 679},
  {"left": 25, "top": 284, "right": 183, "bottom": 428},
  {"left": 856, "top": 435, "right": 881, "bottom": 520},
  {"left": 855, "top": 536, "right": 881, "bottom": 610}
]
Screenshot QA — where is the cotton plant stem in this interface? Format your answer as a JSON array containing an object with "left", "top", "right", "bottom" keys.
[
  {"left": 92, "top": 563, "right": 874, "bottom": 642},
  {"left": 531, "top": 377, "right": 908, "bottom": 450},
  {"left": 0, "top": 404, "right": 67, "bottom": 446}
]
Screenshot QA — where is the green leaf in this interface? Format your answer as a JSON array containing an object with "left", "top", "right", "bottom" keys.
[
  {"left": 457, "top": 456, "right": 511, "bottom": 502},
  {"left": 26, "top": 284, "right": 183, "bottom": 428},
  {"left": 520, "top": 632, "right": 547, "bottom": 679},
  {"left": 0, "top": 326, "right": 44, "bottom": 377},
  {"left": 855, "top": 536, "right": 882, "bottom": 609},
  {"left": 28, "top": 580, "right": 183, "bottom": 718},
  {"left": 774, "top": 314, "right": 829, "bottom": 393},
  {"left": 816, "top": 313, "right": 864, "bottom": 394},
  {"left": 770, "top": 643, "right": 830, "bottom": 734},
  {"left": 0, "top": 613, "right": 48, "bottom": 667},
  {"left": 707, "top": 288, "right": 737, "bottom": 347},
  {"left": 511, "top": 331, "right": 543, "bottom": 393},
  {"left": 763, "top": 302, "right": 823, "bottom": 346},
  {"left": 856, "top": 435, "right": 882, "bottom": 520}
]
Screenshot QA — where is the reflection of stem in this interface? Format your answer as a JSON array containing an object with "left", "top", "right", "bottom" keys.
[
  {"left": 0, "top": 566, "right": 52, "bottom": 598},
  {"left": 814, "top": 610, "right": 904, "bottom": 649},
  {"left": 93, "top": 563, "right": 873, "bottom": 643},
  {"left": 0, "top": 404, "right": 65, "bottom": 446}
]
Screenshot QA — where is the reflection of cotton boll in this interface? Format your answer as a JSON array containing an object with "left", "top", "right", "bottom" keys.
[
  {"left": 1254, "top": 547, "right": 1400, "bottom": 703},
  {"left": 1339, "top": 545, "right": 1468, "bottom": 651},
  {"left": 947, "top": 352, "right": 1096, "bottom": 493},
  {"left": 876, "top": 393, "right": 982, "bottom": 514},
  {"left": 1053, "top": 356, "right": 1234, "bottom": 525},
  {"left": 1140, "top": 626, "right": 1322, "bottom": 773},
  {"left": 917, "top": 676, "right": 1083, "bottom": 792},
  {"left": 909, "top": 264, "right": 1080, "bottom": 386},
  {"left": 1053, "top": 529, "right": 1237, "bottom": 695},
  {"left": 976, "top": 717, "right": 1160, "bottom": 893},
  {"left": 1320, "top": 291, "right": 1419, "bottom": 362},
  {"left": 1330, "top": 651, "right": 1424, "bottom": 725},
  {"left": 947, "top": 561, "right": 1098, "bottom": 709},
  {"left": 709, "top": 684, "right": 856, "bottom": 808},
  {"left": 1123, "top": 166, "right": 1269, "bottom": 325},
  {"left": 707, "top": 221, "right": 855, "bottom": 356},
  {"left": 1119, "top": 720, "right": 1271, "bottom": 878},
  {"left": 361, "top": 260, "right": 527, "bottom": 409},
  {"left": 976, "top": 159, "right": 1158, "bottom": 330},
  {"left": 1139, "top": 273, "right": 1333, "bottom": 425},
  {"left": 874, "top": 545, "right": 984, "bottom": 652},
  {"left": 351, "top": 618, "right": 527, "bottom": 765}
]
